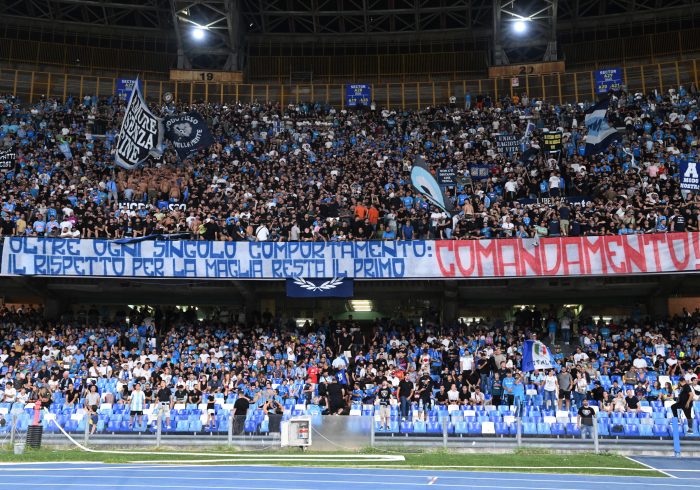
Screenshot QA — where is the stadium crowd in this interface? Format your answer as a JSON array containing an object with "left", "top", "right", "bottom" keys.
[
  {"left": 0, "top": 84, "right": 699, "bottom": 242},
  {"left": 0, "top": 304, "right": 698, "bottom": 433}
]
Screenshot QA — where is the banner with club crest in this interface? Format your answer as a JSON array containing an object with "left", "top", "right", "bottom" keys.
[{"left": 163, "top": 111, "right": 214, "bottom": 160}]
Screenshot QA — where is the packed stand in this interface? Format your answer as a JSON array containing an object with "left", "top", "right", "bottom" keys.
[
  {"left": 0, "top": 304, "right": 698, "bottom": 437},
  {"left": 1, "top": 86, "right": 699, "bottom": 243}
]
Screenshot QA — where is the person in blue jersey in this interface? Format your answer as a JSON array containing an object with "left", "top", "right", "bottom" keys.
[
  {"left": 502, "top": 370, "right": 515, "bottom": 406},
  {"left": 128, "top": 382, "right": 146, "bottom": 429}
]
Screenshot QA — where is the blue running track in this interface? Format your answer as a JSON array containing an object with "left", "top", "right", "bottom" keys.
[{"left": 1, "top": 461, "right": 699, "bottom": 489}]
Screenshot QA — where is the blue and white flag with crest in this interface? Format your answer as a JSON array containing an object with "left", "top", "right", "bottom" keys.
[{"left": 584, "top": 98, "right": 619, "bottom": 155}]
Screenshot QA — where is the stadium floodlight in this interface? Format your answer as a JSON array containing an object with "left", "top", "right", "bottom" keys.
[
  {"left": 192, "top": 27, "right": 205, "bottom": 40},
  {"left": 513, "top": 19, "right": 529, "bottom": 34}
]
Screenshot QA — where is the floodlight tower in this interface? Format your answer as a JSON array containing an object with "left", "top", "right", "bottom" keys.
[
  {"left": 170, "top": 0, "right": 245, "bottom": 70},
  {"left": 492, "top": 0, "right": 558, "bottom": 66}
]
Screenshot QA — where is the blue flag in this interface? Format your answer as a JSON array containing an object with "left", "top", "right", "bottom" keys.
[
  {"left": 584, "top": 98, "right": 619, "bottom": 155},
  {"left": 58, "top": 142, "right": 73, "bottom": 160},
  {"left": 522, "top": 340, "right": 559, "bottom": 372},
  {"left": 286, "top": 277, "right": 354, "bottom": 298},
  {"left": 411, "top": 156, "right": 455, "bottom": 216}
]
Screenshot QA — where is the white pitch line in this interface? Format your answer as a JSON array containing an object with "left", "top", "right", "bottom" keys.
[
  {"left": 626, "top": 457, "right": 677, "bottom": 479},
  {"left": 0, "top": 484, "right": 310, "bottom": 490}
]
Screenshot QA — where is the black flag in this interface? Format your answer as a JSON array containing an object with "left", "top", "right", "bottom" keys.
[
  {"left": 0, "top": 146, "right": 16, "bottom": 170},
  {"left": 115, "top": 78, "right": 163, "bottom": 169},
  {"left": 163, "top": 112, "right": 214, "bottom": 160}
]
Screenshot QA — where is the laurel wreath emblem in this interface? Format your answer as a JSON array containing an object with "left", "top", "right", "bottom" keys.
[{"left": 292, "top": 277, "right": 344, "bottom": 291}]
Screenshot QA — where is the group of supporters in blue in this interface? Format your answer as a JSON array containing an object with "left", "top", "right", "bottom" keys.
[
  {"left": 0, "top": 304, "right": 698, "bottom": 436},
  {"left": 0, "top": 83, "right": 698, "bottom": 242}
]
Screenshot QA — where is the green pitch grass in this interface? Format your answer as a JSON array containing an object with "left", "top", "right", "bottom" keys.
[{"left": 0, "top": 446, "right": 665, "bottom": 477}]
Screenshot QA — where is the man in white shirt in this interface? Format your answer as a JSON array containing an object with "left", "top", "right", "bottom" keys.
[
  {"left": 3, "top": 383, "right": 16, "bottom": 403},
  {"left": 632, "top": 352, "right": 648, "bottom": 370},
  {"left": 573, "top": 348, "right": 589, "bottom": 364},
  {"left": 543, "top": 370, "right": 559, "bottom": 410},
  {"left": 548, "top": 171, "right": 561, "bottom": 197},
  {"left": 255, "top": 224, "right": 270, "bottom": 241},
  {"left": 460, "top": 351, "right": 473, "bottom": 373}
]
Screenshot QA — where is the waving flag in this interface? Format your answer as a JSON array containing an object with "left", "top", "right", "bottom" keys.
[
  {"left": 410, "top": 156, "right": 455, "bottom": 216},
  {"left": 163, "top": 111, "right": 214, "bottom": 160},
  {"left": 115, "top": 78, "right": 163, "bottom": 170},
  {"left": 584, "top": 99, "right": 619, "bottom": 155},
  {"left": 522, "top": 340, "right": 559, "bottom": 372}
]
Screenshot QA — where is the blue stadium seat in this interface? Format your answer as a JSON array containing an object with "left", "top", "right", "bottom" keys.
[
  {"left": 453, "top": 422, "right": 468, "bottom": 435},
  {"left": 566, "top": 423, "right": 581, "bottom": 436},
  {"left": 550, "top": 423, "right": 566, "bottom": 436},
  {"left": 400, "top": 421, "right": 414, "bottom": 433},
  {"left": 640, "top": 425, "right": 653, "bottom": 437},
  {"left": 523, "top": 423, "right": 537, "bottom": 435},
  {"left": 426, "top": 421, "right": 442, "bottom": 434},
  {"left": 467, "top": 422, "right": 481, "bottom": 435},
  {"left": 537, "top": 422, "right": 551, "bottom": 435},
  {"left": 624, "top": 424, "right": 640, "bottom": 437},
  {"left": 495, "top": 422, "right": 510, "bottom": 435}
]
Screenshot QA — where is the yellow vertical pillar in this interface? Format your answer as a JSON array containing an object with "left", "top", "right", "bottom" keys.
[{"left": 29, "top": 72, "right": 36, "bottom": 103}]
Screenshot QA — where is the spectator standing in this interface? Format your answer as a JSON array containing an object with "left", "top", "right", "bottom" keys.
[
  {"left": 543, "top": 369, "right": 559, "bottom": 410},
  {"left": 155, "top": 379, "right": 173, "bottom": 428},
  {"left": 671, "top": 378, "right": 694, "bottom": 434},
  {"left": 577, "top": 399, "right": 595, "bottom": 439},
  {"left": 375, "top": 380, "right": 393, "bottom": 431},
  {"left": 128, "top": 383, "right": 145, "bottom": 428}
]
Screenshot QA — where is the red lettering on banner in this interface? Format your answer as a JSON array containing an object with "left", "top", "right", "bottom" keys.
[
  {"left": 517, "top": 240, "right": 542, "bottom": 276},
  {"left": 692, "top": 233, "right": 700, "bottom": 267},
  {"left": 643, "top": 234, "right": 665, "bottom": 272},
  {"left": 561, "top": 238, "right": 585, "bottom": 275},
  {"left": 497, "top": 241, "right": 521, "bottom": 276},
  {"left": 622, "top": 235, "right": 647, "bottom": 273},
  {"left": 475, "top": 240, "right": 498, "bottom": 277},
  {"left": 454, "top": 241, "right": 476, "bottom": 277},
  {"left": 605, "top": 236, "right": 627, "bottom": 273},
  {"left": 539, "top": 239, "right": 562, "bottom": 276},
  {"left": 433, "top": 234, "right": 700, "bottom": 279},
  {"left": 666, "top": 234, "right": 690, "bottom": 271},
  {"left": 582, "top": 237, "right": 607, "bottom": 275},
  {"left": 435, "top": 241, "right": 456, "bottom": 277}
]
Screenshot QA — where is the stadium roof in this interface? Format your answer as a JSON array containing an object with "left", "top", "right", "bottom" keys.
[{"left": 1, "top": 0, "right": 699, "bottom": 41}]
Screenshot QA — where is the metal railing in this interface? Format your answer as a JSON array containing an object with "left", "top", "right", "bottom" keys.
[{"left": 0, "top": 58, "right": 698, "bottom": 109}]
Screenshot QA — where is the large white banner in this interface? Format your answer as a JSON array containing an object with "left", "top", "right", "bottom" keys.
[{"left": 1, "top": 234, "right": 699, "bottom": 279}]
